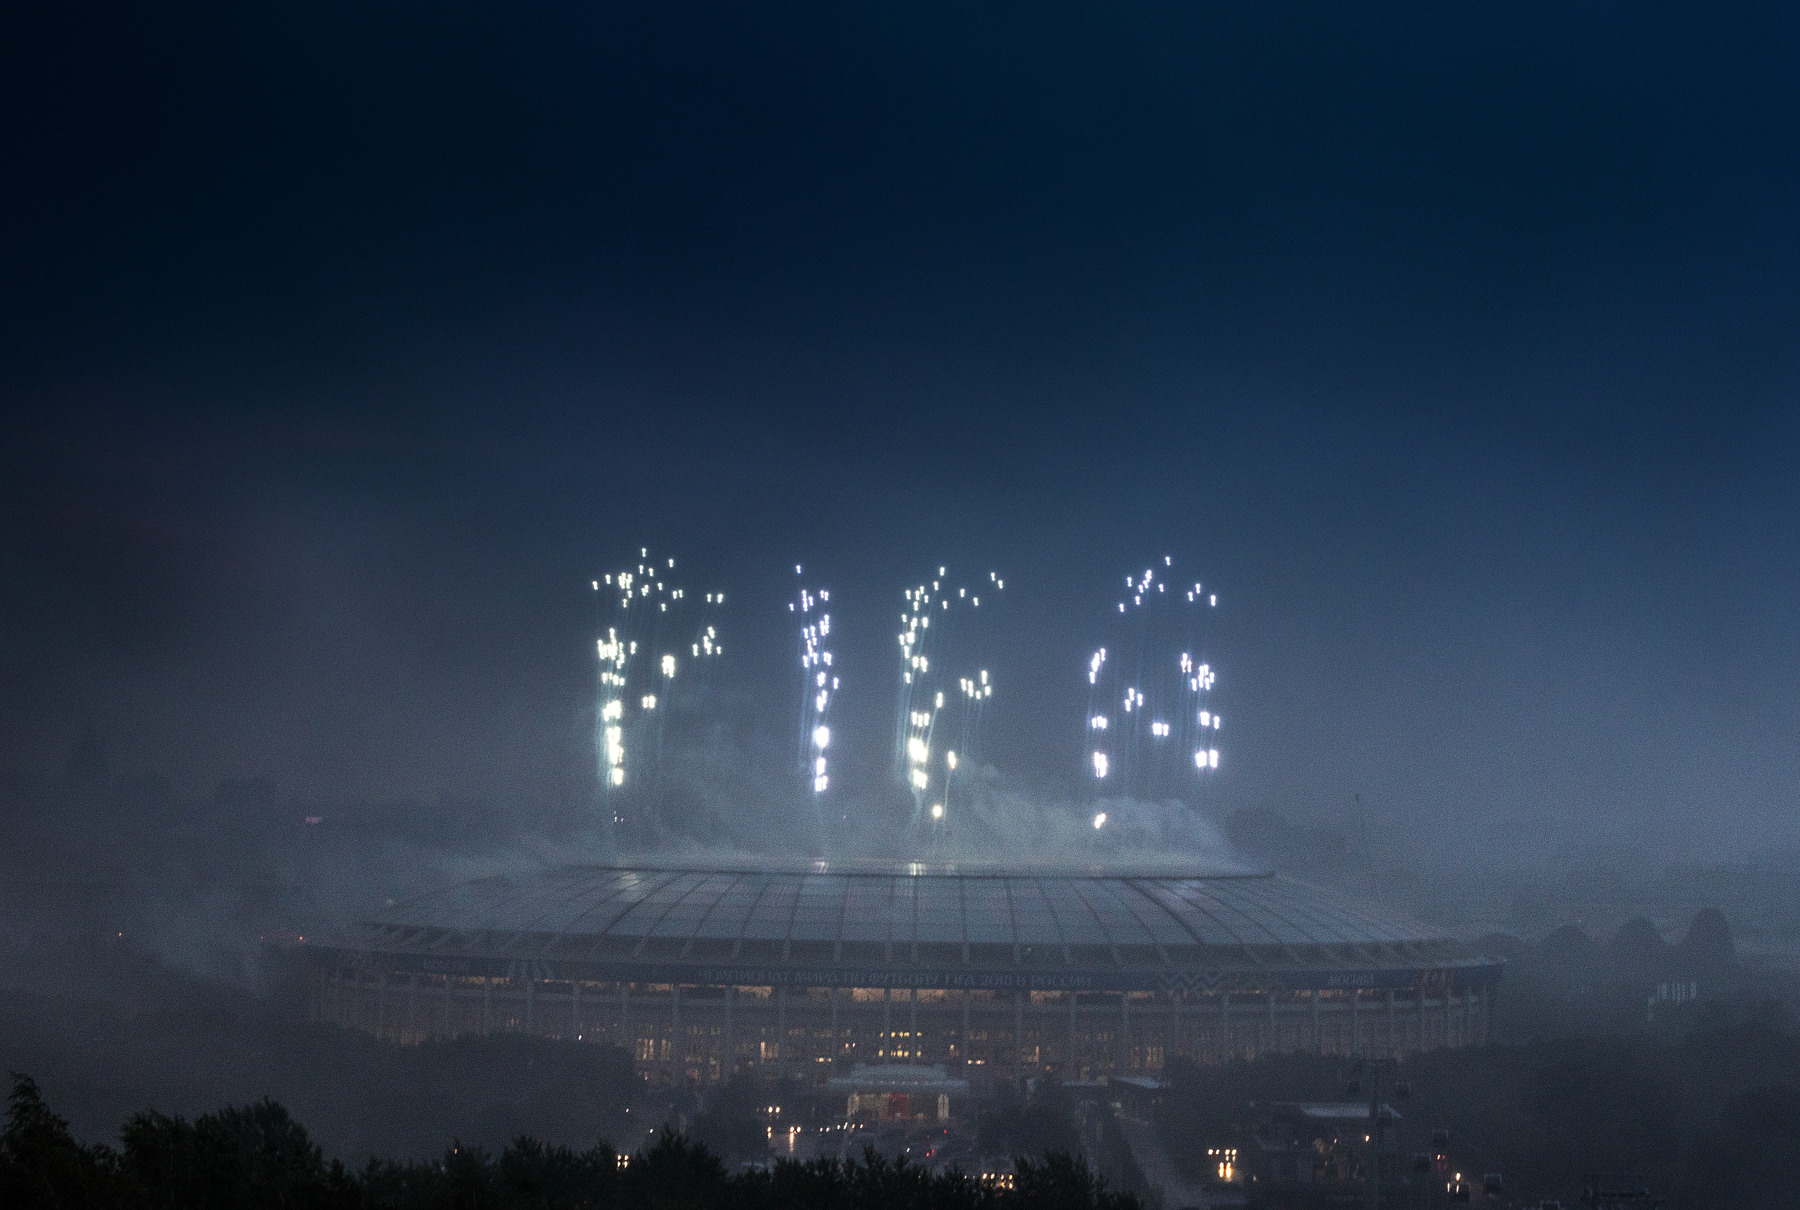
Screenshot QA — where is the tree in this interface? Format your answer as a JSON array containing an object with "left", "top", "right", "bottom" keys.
[
  {"left": 689, "top": 1072, "right": 769, "bottom": 1164},
  {"left": 0, "top": 1073, "right": 125, "bottom": 1209},
  {"left": 120, "top": 1097, "right": 357, "bottom": 1209}
]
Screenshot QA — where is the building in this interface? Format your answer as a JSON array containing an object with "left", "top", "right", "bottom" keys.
[{"left": 307, "top": 862, "right": 1501, "bottom": 1089}]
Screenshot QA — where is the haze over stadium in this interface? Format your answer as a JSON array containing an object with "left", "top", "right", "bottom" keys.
[
  {"left": 4, "top": 4, "right": 1800, "bottom": 1203},
  {"left": 305, "top": 547, "right": 1502, "bottom": 1090}
]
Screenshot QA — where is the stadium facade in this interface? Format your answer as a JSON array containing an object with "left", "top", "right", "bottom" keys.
[{"left": 308, "top": 863, "right": 1500, "bottom": 1087}]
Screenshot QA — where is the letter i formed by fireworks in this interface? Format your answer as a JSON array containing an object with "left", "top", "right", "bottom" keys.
[
  {"left": 893, "top": 567, "right": 1001, "bottom": 833},
  {"left": 591, "top": 548, "right": 723, "bottom": 820},
  {"left": 1084, "top": 555, "right": 1221, "bottom": 816},
  {"left": 792, "top": 566, "right": 836, "bottom": 800}
]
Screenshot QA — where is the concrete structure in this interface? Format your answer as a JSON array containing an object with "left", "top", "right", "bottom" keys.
[{"left": 307, "top": 862, "right": 1501, "bottom": 1086}]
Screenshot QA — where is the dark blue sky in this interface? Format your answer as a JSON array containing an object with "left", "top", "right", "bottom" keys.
[{"left": 4, "top": 2, "right": 1798, "bottom": 864}]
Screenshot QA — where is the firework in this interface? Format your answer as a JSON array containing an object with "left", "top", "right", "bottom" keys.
[
  {"left": 592, "top": 548, "right": 724, "bottom": 824},
  {"left": 791, "top": 566, "right": 837, "bottom": 799},
  {"left": 894, "top": 567, "right": 1002, "bottom": 833},
  {"left": 1084, "top": 555, "right": 1221, "bottom": 802}
]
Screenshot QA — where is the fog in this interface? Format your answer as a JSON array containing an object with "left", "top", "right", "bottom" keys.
[{"left": 5, "top": 3, "right": 1800, "bottom": 1199}]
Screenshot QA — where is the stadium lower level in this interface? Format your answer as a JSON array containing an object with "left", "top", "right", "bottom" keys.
[{"left": 308, "top": 864, "right": 1501, "bottom": 1086}]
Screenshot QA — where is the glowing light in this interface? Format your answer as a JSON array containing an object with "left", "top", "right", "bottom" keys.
[
  {"left": 796, "top": 574, "right": 835, "bottom": 797},
  {"left": 592, "top": 548, "right": 724, "bottom": 806},
  {"left": 1093, "top": 751, "right": 1109, "bottom": 778},
  {"left": 894, "top": 567, "right": 1002, "bottom": 834},
  {"left": 931, "top": 803, "right": 944, "bottom": 820},
  {"left": 1093, "top": 812, "right": 1107, "bottom": 828},
  {"left": 1085, "top": 557, "right": 1224, "bottom": 803}
]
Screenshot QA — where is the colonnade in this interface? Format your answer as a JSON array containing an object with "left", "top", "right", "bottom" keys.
[{"left": 315, "top": 968, "right": 1491, "bottom": 1085}]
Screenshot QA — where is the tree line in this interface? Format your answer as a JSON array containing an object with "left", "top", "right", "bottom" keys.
[{"left": 1, "top": 1074, "right": 1143, "bottom": 1210}]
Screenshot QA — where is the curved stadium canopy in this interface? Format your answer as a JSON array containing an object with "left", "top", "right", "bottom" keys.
[{"left": 332, "top": 864, "right": 1494, "bottom": 993}]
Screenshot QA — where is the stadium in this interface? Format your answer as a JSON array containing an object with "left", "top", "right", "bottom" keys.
[{"left": 309, "top": 861, "right": 1501, "bottom": 1099}]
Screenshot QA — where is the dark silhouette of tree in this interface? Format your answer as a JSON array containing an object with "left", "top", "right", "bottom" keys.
[
  {"left": 977, "top": 1082, "right": 1080, "bottom": 1160},
  {"left": 689, "top": 1071, "right": 770, "bottom": 1163},
  {"left": 1, "top": 1073, "right": 126, "bottom": 1209},
  {"left": 120, "top": 1097, "right": 358, "bottom": 1209}
]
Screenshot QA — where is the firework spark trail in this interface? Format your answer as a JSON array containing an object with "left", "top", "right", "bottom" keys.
[
  {"left": 791, "top": 567, "right": 838, "bottom": 815},
  {"left": 1085, "top": 555, "right": 1220, "bottom": 817},
  {"left": 893, "top": 568, "right": 1002, "bottom": 840},
  {"left": 592, "top": 548, "right": 724, "bottom": 829}
]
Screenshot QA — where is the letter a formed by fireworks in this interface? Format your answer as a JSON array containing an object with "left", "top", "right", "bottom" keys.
[{"left": 1085, "top": 556, "right": 1221, "bottom": 817}]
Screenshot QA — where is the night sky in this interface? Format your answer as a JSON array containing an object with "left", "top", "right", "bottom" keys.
[{"left": 5, "top": 2, "right": 1798, "bottom": 868}]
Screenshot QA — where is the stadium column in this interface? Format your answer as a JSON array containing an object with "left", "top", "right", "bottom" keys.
[
  {"left": 909, "top": 985, "right": 919, "bottom": 1062},
  {"left": 1172, "top": 990, "right": 1184, "bottom": 1059},
  {"left": 1350, "top": 990, "right": 1360, "bottom": 1057},
  {"left": 443, "top": 974, "right": 453, "bottom": 1037},
  {"left": 671, "top": 984, "right": 682, "bottom": 1081},
  {"left": 1066, "top": 993, "right": 1077, "bottom": 1077},
  {"left": 776, "top": 986, "right": 788, "bottom": 1080},
  {"left": 408, "top": 974, "right": 418, "bottom": 1042},
  {"left": 960, "top": 990, "right": 971, "bottom": 1078},
  {"left": 622, "top": 983, "right": 632, "bottom": 1060},
  {"left": 481, "top": 979, "right": 492, "bottom": 1033},
  {"left": 1386, "top": 991, "right": 1396, "bottom": 1055},
  {"left": 375, "top": 971, "right": 387, "bottom": 1038},
  {"left": 572, "top": 979, "right": 581, "bottom": 1039},
  {"left": 1266, "top": 991, "right": 1275, "bottom": 1054},
  {"left": 1219, "top": 992, "right": 1230, "bottom": 1062},
  {"left": 1311, "top": 990, "right": 1321, "bottom": 1054},
  {"left": 526, "top": 977, "right": 535, "bottom": 1035},
  {"left": 725, "top": 987, "right": 736, "bottom": 1075},
  {"left": 1119, "top": 993, "right": 1130, "bottom": 1072},
  {"left": 829, "top": 987, "right": 839, "bottom": 1073},
  {"left": 1016, "top": 990, "right": 1026, "bottom": 1082}
]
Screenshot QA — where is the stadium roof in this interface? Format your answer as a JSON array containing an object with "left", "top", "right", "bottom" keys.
[{"left": 323, "top": 864, "right": 1499, "bottom": 993}]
